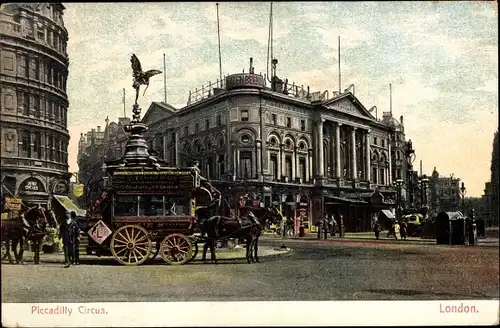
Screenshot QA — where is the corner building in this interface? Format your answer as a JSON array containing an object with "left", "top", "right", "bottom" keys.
[
  {"left": 140, "top": 69, "right": 408, "bottom": 232},
  {"left": 0, "top": 3, "right": 70, "bottom": 208}
]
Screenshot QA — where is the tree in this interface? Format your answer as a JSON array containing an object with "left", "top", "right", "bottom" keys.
[{"left": 490, "top": 130, "right": 499, "bottom": 224}]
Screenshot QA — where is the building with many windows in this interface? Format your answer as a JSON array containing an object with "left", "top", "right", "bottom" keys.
[
  {"left": 428, "top": 167, "right": 461, "bottom": 213},
  {"left": 0, "top": 3, "right": 71, "bottom": 209},
  {"left": 79, "top": 60, "right": 413, "bottom": 232}
]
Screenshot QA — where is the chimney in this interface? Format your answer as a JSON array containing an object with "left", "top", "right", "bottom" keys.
[
  {"left": 97, "top": 126, "right": 101, "bottom": 133},
  {"left": 400, "top": 115, "right": 404, "bottom": 125},
  {"left": 249, "top": 57, "right": 254, "bottom": 74}
]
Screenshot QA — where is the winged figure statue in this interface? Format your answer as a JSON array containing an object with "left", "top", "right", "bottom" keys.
[{"left": 130, "top": 54, "right": 162, "bottom": 104}]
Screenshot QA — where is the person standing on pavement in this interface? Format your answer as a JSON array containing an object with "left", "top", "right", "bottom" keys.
[
  {"left": 70, "top": 211, "right": 81, "bottom": 265},
  {"left": 323, "top": 215, "right": 329, "bottom": 240},
  {"left": 393, "top": 220, "right": 401, "bottom": 240},
  {"left": 374, "top": 220, "right": 382, "bottom": 240},
  {"left": 58, "top": 210, "right": 80, "bottom": 268}
]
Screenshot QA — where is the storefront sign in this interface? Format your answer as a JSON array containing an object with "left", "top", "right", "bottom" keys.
[
  {"left": 72, "top": 184, "right": 84, "bottom": 198},
  {"left": 19, "top": 178, "right": 44, "bottom": 193},
  {"left": 88, "top": 220, "right": 112, "bottom": 244},
  {"left": 111, "top": 170, "right": 198, "bottom": 195},
  {"left": 4, "top": 197, "right": 22, "bottom": 211},
  {"left": 53, "top": 181, "right": 69, "bottom": 195}
]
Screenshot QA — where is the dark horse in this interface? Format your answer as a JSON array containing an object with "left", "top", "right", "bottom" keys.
[
  {"left": 198, "top": 200, "right": 282, "bottom": 264},
  {"left": 1, "top": 206, "right": 56, "bottom": 264}
]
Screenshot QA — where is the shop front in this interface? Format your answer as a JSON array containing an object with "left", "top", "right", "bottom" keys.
[{"left": 17, "top": 176, "right": 51, "bottom": 209}]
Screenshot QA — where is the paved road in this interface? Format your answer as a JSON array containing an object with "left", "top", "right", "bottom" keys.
[{"left": 2, "top": 238, "right": 498, "bottom": 303}]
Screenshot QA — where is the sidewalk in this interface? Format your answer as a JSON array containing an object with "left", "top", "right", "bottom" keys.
[
  {"left": 263, "top": 231, "right": 499, "bottom": 247},
  {"left": 10, "top": 245, "right": 291, "bottom": 264}
]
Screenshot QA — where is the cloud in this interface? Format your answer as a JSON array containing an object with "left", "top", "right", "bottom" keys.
[{"left": 476, "top": 79, "right": 498, "bottom": 94}]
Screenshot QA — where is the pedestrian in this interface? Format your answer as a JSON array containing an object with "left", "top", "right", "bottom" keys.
[
  {"left": 400, "top": 220, "right": 408, "bottom": 240},
  {"left": 70, "top": 211, "right": 81, "bottom": 265},
  {"left": 58, "top": 210, "right": 80, "bottom": 268},
  {"left": 374, "top": 220, "right": 381, "bottom": 240},
  {"left": 323, "top": 216, "right": 329, "bottom": 240},
  {"left": 393, "top": 220, "right": 401, "bottom": 240},
  {"left": 316, "top": 221, "right": 322, "bottom": 239}
]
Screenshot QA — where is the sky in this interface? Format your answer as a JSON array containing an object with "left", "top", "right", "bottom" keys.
[{"left": 63, "top": 2, "right": 498, "bottom": 197}]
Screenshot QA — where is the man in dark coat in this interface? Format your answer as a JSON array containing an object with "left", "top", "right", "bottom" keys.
[
  {"left": 70, "top": 211, "right": 81, "bottom": 265},
  {"left": 58, "top": 210, "right": 80, "bottom": 268}
]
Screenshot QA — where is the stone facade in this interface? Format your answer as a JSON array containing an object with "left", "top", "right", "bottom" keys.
[
  {"left": 79, "top": 69, "right": 410, "bottom": 232},
  {"left": 0, "top": 3, "right": 70, "bottom": 208},
  {"left": 429, "top": 167, "right": 461, "bottom": 213}
]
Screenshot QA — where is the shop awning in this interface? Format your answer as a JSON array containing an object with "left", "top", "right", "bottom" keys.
[
  {"left": 381, "top": 209, "right": 395, "bottom": 219},
  {"left": 53, "top": 195, "right": 86, "bottom": 217},
  {"left": 324, "top": 195, "right": 368, "bottom": 205}
]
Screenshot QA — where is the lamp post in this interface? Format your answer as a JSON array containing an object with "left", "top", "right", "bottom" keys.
[
  {"left": 394, "top": 178, "right": 404, "bottom": 221},
  {"left": 419, "top": 175, "right": 429, "bottom": 217},
  {"left": 460, "top": 182, "right": 467, "bottom": 213},
  {"left": 405, "top": 140, "right": 416, "bottom": 208}
]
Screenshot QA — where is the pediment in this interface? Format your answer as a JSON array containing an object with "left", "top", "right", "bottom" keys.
[
  {"left": 142, "top": 102, "right": 176, "bottom": 125},
  {"left": 323, "top": 95, "right": 374, "bottom": 120}
]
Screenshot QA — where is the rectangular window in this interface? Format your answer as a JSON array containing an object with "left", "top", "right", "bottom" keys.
[
  {"left": 239, "top": 151, "right": 252, "bottom": 179},
  {"left": 205, "top": 119, "right": 210, "bottom": 131},
  {"left": 285, "top": 156, "right": 292, "bottom": 178},
  {"left": 286, "top": 117, "right": 291, "bottom": 128},
  {"left": 184, "top": 126, "right": 188, "bottom": 136},
  {"left": 379, "top": 168, "right": 385, "bottom": 185},
  {"left": 114, "top": 195, "right": 139, "bottom": 217},
  {"left": 17, "top": 91, "right": 24, "bottom": 112},
  {"left": 271, "top": 114, "right": 277, "bottom": 125},
  {"left": 195, "top": 123, "right": 199, "bottom": 133},
  {"left": 33, "top": 95, "right": 40, "bottom": 118},
  {"left": 29, "top": 58, "right": 38, "bottom": 80},
  {"left": 21, "top": 130, "right": 31, "bottom": 158},
  {"left": 33, "top": 132, "right": 41, "bottom": 159},
  {"left": 373, "top": 137, "right": 377, "bottom": 145},
  {"left": 382, "top": 139, "right": 385, "bottom": 148},
  {"left": 49, "top": 136, "right": 54, "bottom": 161},
  {"left": 270, "top": 154, "right": 278, "bottom": 181},
  {"left": 300, "top": 119, "right": 306, "bottom": 131},
  {"left": 24, "top": 92, "right": 30, "bottom": 116},
  {"left": 217, "top": 115, "right": 222, "bottom": 126},
  {"left": 241, "top": 110, "right": 249, "bottom": 121},
  {"left": 218, "top": 154, "right": 225, "bottom": 179},
  {"left": 299, "top": 157, "right": 306, "bottom": 182},
  {"left": 372, "top": 167, "right": 378, "bottom": 184},
  {"left": 17, "top": 55, "right": 26, "bottom": 78}
]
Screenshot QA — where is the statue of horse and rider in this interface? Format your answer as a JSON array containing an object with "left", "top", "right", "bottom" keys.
[
  {"left": 195, "top": 184, "right": 283, "bottom": 264},
  {"left": 1, "top": 205, "right": 57, "bottom": 264}
]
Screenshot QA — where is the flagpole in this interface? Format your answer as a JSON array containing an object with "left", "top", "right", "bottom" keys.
[
  {"left": 216, "top": 3, "right": 223, "bottom": 84},
  {"left": 338, "top": 36, "right": 341, "bottom": 94},
  {"left": 122, "top": 88, "right": 126, "bottom": 117},
  {"left": 163, "top": 53, "right": 167, "bottom": 103},
  {"left": 390, "top": 83, "right": 392, "bottom": 115}
]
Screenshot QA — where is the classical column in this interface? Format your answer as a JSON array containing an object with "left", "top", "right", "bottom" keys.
[
  {"left": 330, "top": 128, "right": 335, "bottom": 178},
  {"left": 232, "top": 143, "right": 237, "bottom": 180},
  {"left": 256, "top": 139, "right": 262, "bottom": 180},
  {"left": 388, "top": 140, "right": 392, "bottom": 185},
  {"left": 308, "top": 149, "right": 313, "bottom": 181},
  {"left": 351, "top": 127, "right": 357, "bottom": 180},
  {"left": 291, "top": 147, "right": 296, "bottom": 181},
  {"left": 280, "top": 144, "right": 285, "bottom": 180},
  {"left": 175, "top": 130, "right": 180, "bottom": 166},
  {"left": 365, "top": 129, "right": 371, "bottom": 182},
  {"left": 318, "top": 119, "right": 324, "bottom": 177},
  {"left": 335, "top": 123, "right": 342, "bottom": 178}
]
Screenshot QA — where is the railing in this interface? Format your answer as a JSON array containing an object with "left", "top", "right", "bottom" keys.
[
  {"left": 187, "top": 78, "right": 226, "bottom": 106},
  {"left": 0, "top": 19, "right": 22, "bottom": 36}
]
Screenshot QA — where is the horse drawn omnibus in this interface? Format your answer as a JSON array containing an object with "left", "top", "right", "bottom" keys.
[{"left": 85, "top": 166, "right": 209, "bottom": 266}]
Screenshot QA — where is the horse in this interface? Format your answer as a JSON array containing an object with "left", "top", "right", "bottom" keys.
[
  {"left": 198, "top": 201, "right": 282, "bottom": 264},
  {"left": 1, "top": 205, "right": 56, "bottom": 264}
]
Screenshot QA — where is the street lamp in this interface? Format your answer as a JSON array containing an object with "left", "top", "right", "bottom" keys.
[
  {"left": 394, "top": 178, "right": 404, "bottom": 221},
  {"left": 405, "top": 140, "right": 416, "bottom": 207},
  {"left": 419, "top": 175, "right": 429, "bottom": 217},
  {"left": 460, "top": 182, "right": 467, "bottom": 213}
]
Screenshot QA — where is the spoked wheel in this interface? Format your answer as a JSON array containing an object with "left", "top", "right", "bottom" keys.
[
  {"left": 188, "top": 240, "right": 198, "bottom": 262},
  {"left": 110, "top": 225, "right": 152, "bottom": 266},
  {"left": 160, "top": 233, "right": 192, "bottom": 265}
]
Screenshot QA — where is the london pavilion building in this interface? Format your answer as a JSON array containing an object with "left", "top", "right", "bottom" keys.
[{"left": 79, "top": 59, "right": 411, "bottom": 232}]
